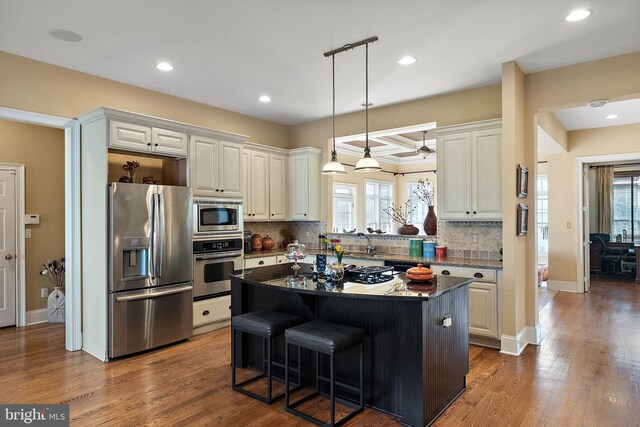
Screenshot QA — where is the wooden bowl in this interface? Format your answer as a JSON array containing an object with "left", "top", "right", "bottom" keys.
[{"left": 406, "top": 264, "right": 433, "bottom": 282}]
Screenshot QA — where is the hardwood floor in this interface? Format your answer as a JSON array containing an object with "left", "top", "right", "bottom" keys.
[{"left": 2, "top": 279, "right": 638, "bottom": 426}]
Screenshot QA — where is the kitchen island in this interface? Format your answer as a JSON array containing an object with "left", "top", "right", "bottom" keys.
[{"left": 231, "top": 264, "right": 472, "bottom": 427}]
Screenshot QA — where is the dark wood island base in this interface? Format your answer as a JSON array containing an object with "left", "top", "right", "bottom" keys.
[{"left": 231, "top": 264, "right": 471, "bottom": 427}]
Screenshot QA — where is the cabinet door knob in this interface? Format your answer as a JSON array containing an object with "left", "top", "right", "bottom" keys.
[
  {"left": 466, "top": 211, "right": 470, "bottom": 215},
  {"left": 473, "top": 211, "right": 477, "bottom": 214},
  {"left": 202, "top": 310, "right": 210, "bottom": 316},
  {"left": 442, "top": 270, "right": 450, "bottom": 275},
  {"left": 147, "top": 143, "right": 151, "bottom": 146},
  {"left": 271, "top": 213, "right": 274, "bottom": 216},
  {"left": 221, "top": 189, "right": 224, "bottom": 192},
  {"left": 155, "top": 143, "right": 159, "bottom": 147},
  {"left": 258, "top": 260, "right": 265, "bottom": 265},
  {"left": 215, "top": 189, "right": 219, "bottom": 192},
  {"left": 304, "top": 213, "right": 307, "bottom": 216},
  {"left": 474, "top": 272, "right": 484, "bottom": 278}
]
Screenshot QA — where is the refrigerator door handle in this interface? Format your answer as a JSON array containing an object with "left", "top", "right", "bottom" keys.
[
  {"left": 158, "top": 192, "right": 165, "bottom": 278},
  {"left": 150, "top": 192, "right": 157, "bottom": 279},
  {"left": 115, "top": 285, "right": 193, "bottom": 302}
]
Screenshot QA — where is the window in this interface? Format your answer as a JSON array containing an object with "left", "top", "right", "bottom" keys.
[
  {"left": 407, "top": 182, "right": 429, "bottom": 230},
  {"left": 537, "top": 175, "right": 548, "bottom": 254},
  {"left": 365, "top": 180, "right": 393, "bottom": 232},
  {"left": 612, "top": 173, "right": 640, "bottom": 240},
  {"left": 332, "top": 183, "right": 357, "bottom": 232}
]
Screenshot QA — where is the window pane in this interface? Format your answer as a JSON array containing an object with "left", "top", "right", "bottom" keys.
[
  {"left": 613, "top": 177, "right": 632, "bottom": 239},
  {"left": 537, "top": 175, "right": 549, "bottom": 254},
  {"left": 366, "top": 199, "right": 377, "bottom": 229}
]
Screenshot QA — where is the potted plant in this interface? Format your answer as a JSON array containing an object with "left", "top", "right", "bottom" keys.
[
  {"left": 413, "top": 178, "right": 437, "bottom": 236},
  {"left": 383, "top": 202, "right": 419, "bottom": 235}
]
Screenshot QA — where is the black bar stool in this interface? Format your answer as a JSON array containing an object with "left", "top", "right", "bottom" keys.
[
  {"left": 285, "top": 320, "right": 365, "bottom": 427},
  {"left": 231, "top": 310, "right": 302, "bottom": 404}
]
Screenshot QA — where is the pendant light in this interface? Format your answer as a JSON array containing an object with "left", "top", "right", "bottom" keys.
[
  {"left": 416, "top": 130, "right": 436, "bottom": 159},
  {"left": 321, "top": 53, "right": 346, "bottom": 175},
  {"left": 354, "top": 41, "right": 382, "bottom": 172}
]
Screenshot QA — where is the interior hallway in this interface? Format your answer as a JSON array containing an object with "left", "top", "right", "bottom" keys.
[{"left": 0, "top": 278, "right": 638, "bottom": 426}]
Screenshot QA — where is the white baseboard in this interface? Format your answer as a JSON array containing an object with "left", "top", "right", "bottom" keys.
[
  {"left": 26, "top": 308, "right": 48, "bottom": 325},
  {"left": 525, "top": 324, "right": 542, "bottom": 345},
  {"left": 547, "top": 280, "right": 579, "bottom": 293},
  {"left": 500, "top": 328, "right": 528, "bottom": 356}
]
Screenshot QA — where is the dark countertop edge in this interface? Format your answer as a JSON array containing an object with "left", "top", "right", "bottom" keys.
[
  {"left": 244, "top": 249, "right": 503, "bottom": 270},
  {"left": 231, "top": 272, "right": 473, "bottom": 302}
]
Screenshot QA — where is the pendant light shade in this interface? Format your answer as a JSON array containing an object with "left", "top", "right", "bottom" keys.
[
  {"left": 321, "top": 53, "right": 346, "bottom": 175},
  {"left": 354, "top": 40, "right": 380, "bottom": 172}
]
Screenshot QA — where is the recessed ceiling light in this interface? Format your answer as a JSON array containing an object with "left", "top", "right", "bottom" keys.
[
  {"left": 565, "top": 9, "right": 592, "bottom": 22},
  {"left": 49, "top": 29, "right": 82, "bottom": 42},
  {"left": 397, "top": 56, "right": 416, "bottom": 65},
  {"left": 259, "top": 95, "right": 271, "bottom": 103},
  {"left": 156, "top": 62, "right": 174, "bottom": 71},
  {"left": 605, "top": 114, "right": 619, "bottom": 119}
]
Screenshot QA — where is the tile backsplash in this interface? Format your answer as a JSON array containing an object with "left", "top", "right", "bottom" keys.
[
  {"left": 245, "top": 221, "right": 327, "bottom": 249},
  {"left": 325, "top": 220, "right": 502, "bottom": 260}
]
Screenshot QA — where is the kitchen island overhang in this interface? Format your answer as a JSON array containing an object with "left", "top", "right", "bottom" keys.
[{"left": 231, "top": 264, "right": 471, "bottom": 427}]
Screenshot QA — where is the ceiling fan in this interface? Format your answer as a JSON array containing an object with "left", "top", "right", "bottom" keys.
[{"left": 416, "top": 130, "right": 436, "bottom": 159}]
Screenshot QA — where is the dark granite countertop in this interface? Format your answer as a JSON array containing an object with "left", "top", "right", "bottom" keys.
[
  {"left": 231, "top": 263, "right": 472, "bottom": 301},
  {"left": 244, "top": 249, "right": 503, "bottom": 270}
]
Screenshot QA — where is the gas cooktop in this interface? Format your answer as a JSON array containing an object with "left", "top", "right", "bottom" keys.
[{"left": 344, "top": 265, "right": 395, "bottom": 285}]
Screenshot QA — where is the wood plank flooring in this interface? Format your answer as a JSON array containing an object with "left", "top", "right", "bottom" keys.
[{"left": 1, "top": 278, "right": 638, "bottom": 426}]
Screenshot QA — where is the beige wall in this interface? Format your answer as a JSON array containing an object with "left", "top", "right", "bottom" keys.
[
  {"left": 0, "top": 119, "right": 65, "bottom": 311},
  {"left": 537, "top": 112, "right": 568, "bottom": 152},
  {"left": 547, "top": 123, "right": 640, "bottom": 283},
  {"left": 289, "top": 84, "right": 502, "bottom": 152},
  {"left": 0, "top": 51, "right": 290, "bottom": 148}
]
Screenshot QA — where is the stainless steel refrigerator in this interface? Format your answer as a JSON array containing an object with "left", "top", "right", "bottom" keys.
[{"left": 108, "top": 182, "right": 193, "bottom": 358}]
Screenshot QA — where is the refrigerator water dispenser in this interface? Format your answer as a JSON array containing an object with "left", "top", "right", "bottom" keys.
[{"left": 121, "top": 237, "right": 149, "bottom": 279}]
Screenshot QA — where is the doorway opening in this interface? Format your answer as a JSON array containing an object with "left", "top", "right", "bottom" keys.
[{"left": 0, "top": 107, "right": 81, "bottom": 351}]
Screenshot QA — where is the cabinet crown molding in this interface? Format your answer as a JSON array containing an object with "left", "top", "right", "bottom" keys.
[
  {"left": 77, "top": 107, "right": 247, "bottom": 143},
  {"left": 435, "top": 118, "right": 502, "bottom": 135}
]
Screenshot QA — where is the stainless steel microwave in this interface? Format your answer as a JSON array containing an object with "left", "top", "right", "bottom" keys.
[{"left": 194, "top": 199, "right": 242, "bottom": 234}]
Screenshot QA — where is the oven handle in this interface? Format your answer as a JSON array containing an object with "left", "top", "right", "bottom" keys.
[
  {"left": 195, "top": 252, "right": 243, "bottom": 261},
  {"left": 115, "top": 285, "right": 193, "bottom": 302}
]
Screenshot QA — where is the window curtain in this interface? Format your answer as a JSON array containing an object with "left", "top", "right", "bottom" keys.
[{"left": 596, "top": 166, "right": 614, "bottom": 233}]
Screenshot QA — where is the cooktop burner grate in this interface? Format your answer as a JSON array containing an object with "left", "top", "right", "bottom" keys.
[{"left": 345, "top": 265, "right": 395, "bottom": 285}]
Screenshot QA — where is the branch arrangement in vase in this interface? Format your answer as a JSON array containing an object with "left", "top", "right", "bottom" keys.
[
  {"left": 40, "top": 258, "right": 65, "bottom": 289},
  {"left": 382, "top": 201, "right": 416, "bottom": 225},
  {"left": 412, "top": 178, "right": 434, "bottom": 206}
]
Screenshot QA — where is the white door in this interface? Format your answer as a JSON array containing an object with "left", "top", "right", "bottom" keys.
[
  {"left": 242, "top": 151, "right": 252, "bottom": 221},
  {"left": 288, "top": 155, "right": 309, "bottom": 220},
  {"left": 250, "top": 151, "right": 270, "bottom": 221},
  {"left": 152, "top": 127, "right": 188, "bottom": 157},
  {"left": 472, "top": 129, "right": 502, "bottom": 220},
  {"left": 0, "top": 169, "right": 16, "bottom": 327},
  {"left": 582, "top": 163, "right": 591, "bottom": 292},
  {"left": 437, "top": 133, "right": 471, "bottom": 220},
  {"left": 190, "top": 135, "right": 219, "bottom": 196}
]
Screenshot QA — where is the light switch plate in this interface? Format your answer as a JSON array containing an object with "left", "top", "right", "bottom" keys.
[{"left": 25, "top": 229, "right": 31, "bottom": 239}]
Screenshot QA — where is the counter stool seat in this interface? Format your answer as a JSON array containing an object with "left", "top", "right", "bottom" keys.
[
  {"left": 232, "top": 310, "right": 302, "bottom": 404},
  {"left": 285, "top": 320, "right": 365, "bottom": 427}
]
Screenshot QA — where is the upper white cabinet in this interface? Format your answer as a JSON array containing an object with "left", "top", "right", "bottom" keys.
[
  {"left": 244, "top": 148, "right": 271, "bottom": 221},
  {"left": 288, "top": 148, "right": 321, "bottom": 221},
  {"left": 269, "top": 154, "right": 287, "bottom": 220},
  {"left": 110, "top": 120, "right": 188, "bottom": 157},
  {"left": 190, "top": 135, "right": 243, "bottom": 198},
  {"left": 436, "top": 119, "right": 502, "bottom": 221}
]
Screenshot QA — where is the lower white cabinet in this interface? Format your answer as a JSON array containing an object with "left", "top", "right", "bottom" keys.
[
  {"left": 432, "top": 265, "right": 500, "bottom": 341},
  {"left": 193, "top": 295, "right": 231, "bottom": 328},
  {"left": 244, "top": 256, "right": 277, "bottom": 268}
]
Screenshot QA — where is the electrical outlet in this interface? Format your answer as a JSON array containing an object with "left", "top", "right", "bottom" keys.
[
  {"left": 41, "top": 288, "right": 49, "bottom": 298},
  {"left": 566, "top": 222, "right": 572, "bottom": 229},
  {"left": 472, "top": 233, "right": 479, "bottom": 243},
  {"left": 25, "top": 229, "right": 31, "bottom": 239}
]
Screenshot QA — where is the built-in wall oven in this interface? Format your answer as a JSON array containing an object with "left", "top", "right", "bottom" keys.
[
  {"left": 193, "top": 235, "right": 243, "bottom": 300},
  {"left": 194, "top": 199, "right": 242, "bottom": 235}
]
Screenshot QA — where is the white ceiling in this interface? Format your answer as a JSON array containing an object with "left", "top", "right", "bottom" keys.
[
  {"left": 553, "top": 98, "right": 640, "bottom": 131},
  {"left": 1, "top": 0, "right": 639, "bottom": 125}
]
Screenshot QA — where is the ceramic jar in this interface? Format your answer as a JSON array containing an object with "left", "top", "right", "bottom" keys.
[
  {"left": 261, "top": 235, "right": 275, "bottom": 250},
  {"left": 251, "top": 233, "right": 263, "bottom": 251}
]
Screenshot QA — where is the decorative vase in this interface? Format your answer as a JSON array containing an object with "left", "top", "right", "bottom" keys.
[
  {"left": 261, "top": 235, "right": 275, "bottom": 250},
  {"left": 424, "top": 206, "right": 437, "bottom": 236},
  {"left": 47, "top": 287, "right": 65, "bottom": 324},
  {"left": 251, "top": 233, "right": 263, "bottom": 251},
  {"left": 397, "top": 224, "right": 419, "bottom": 235}
]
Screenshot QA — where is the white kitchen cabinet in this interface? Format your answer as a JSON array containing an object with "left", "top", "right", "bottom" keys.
[
  {"left": 431, "top": 265, "right": 501, "bottom": 342},
  {"left": 436, "top": 119, "right": 501, "bottom": 220},
  {"left": 190, "top": 135, "right": 243, "bottom": 198},
  {"left": 269, "top": 154, "right": 287, "bottom": 220},
  {"left": 288, "top": 148, "right": 321, "bottom": 221},
  {"left": 244, "top": 256, "right": 277, "bottom": 268},
  {"left": 109, "top": 120, "right": 188, "bottom": 157},
  {"left": 193, "top": 295, "right": 231, "bottom": 327},
  {"left": 244, "top": 149, "right": 270, "bottom": 221}
]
